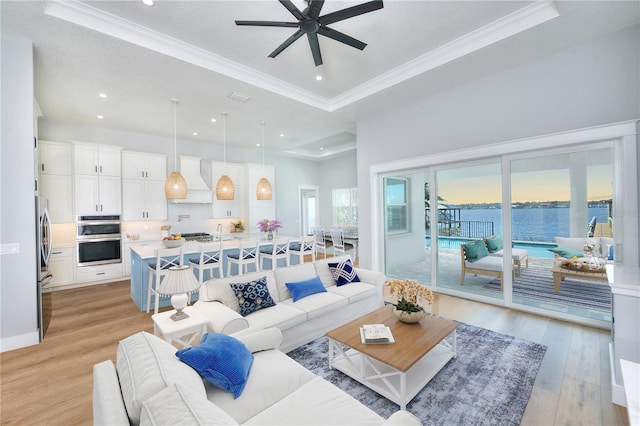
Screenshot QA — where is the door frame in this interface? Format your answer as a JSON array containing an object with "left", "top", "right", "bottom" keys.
[{"left": 298, "top": 184, "right": 319, "bottom": 236}]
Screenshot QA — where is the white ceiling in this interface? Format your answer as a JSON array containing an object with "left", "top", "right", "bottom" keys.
[{"left": 2, "top": 0, "right": 638, "bottom": 159}]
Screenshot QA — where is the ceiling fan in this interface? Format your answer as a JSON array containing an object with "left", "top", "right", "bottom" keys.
[{"left": 235, "top": 0, "right": 384, "bottom": 67}]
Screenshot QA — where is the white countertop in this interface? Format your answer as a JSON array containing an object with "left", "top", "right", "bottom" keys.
[
  {"left": 606, "top": 265, "right": 640, "bottom": 297},
  {"left": 130, "top": 234, "right": 298, "bottom": 259}
]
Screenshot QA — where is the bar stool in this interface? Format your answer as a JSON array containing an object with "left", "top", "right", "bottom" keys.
[
  {"left": 147, "top": 247, "right": 184, "bottom": 315},
  {"left": 259, "top": 237, "right": 290, "bottom": 270},
  {"left": 330, "top": 227, "right": 346, "bottom": 256},
  {"left": 188, "top": 241, "right": 223, "bottom": 285},
  {"left": 226, "top": 240, "right": 260, "bottom": 276},
  {"left": 313, "top": 227, "right": 327, "bottom": 259},
  {"left": 289, "top": 235, "right": 315, "bottom": 265}
]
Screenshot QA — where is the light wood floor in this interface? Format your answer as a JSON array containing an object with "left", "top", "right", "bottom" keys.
[{"left": 0, "top": 278, "right": 630, "bottom": 425}]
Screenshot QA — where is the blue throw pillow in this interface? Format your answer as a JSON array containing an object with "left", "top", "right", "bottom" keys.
[
  {"left": 328, "top": 259, "right": 360, "bottom": 286},
  {"left": 229, "top": 276, "right": 276, "bottom": 317},
  {"left": 175, "top": 333, "right": 253, "bottom": 399},
  {"left": 484, "top": 235, "right": 503, "bottom": 253},
  {"left": 463, "top": 240, "right": 489, "bottom": 262},
  {"left": 285, "top": 276, "right": 327, "bottom": 302},
  {"left": 608, "top": 244, "right": 614, "bottom": 260}
]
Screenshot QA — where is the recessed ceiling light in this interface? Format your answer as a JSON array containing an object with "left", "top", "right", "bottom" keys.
[
  {"left": 280, "top": 133, "right": 284, "bottom": 137},
  {"left": 142, "top": 0, "right": 154, "bottom": 6},
  {"left": 97, "top": 115, "right": 104, "bottom": 119},
  {"left": 316, "top": 75, "right": 322, "bottom": 81},
  {"left": 256, "top": 143, "right": 261, "bottom": 147},
  {"left": 320, "top": 147, "right": 324, "bottom": 150},
  {"left": 99, "top": 93, "right": 107, "bottom": 98},
  {"left": 192, "top": 132, "right": 198, "bottom": 136},
  {"left": 211, "top": 118, "right": 217, "bottom": 123}
]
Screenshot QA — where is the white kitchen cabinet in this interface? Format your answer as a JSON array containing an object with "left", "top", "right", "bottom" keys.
[
  {"left": 211, "top": 161, "right": 245, "bottom": 218},
  {"left": 123, "top": 241, "right": 152, "bottom": 276},
  {"left": 73, "top": 142, "right": 122, "bottom": 176},
  {"left": 40, "top": 174, "right": 74, "bottom": 223},
  {"left": 39, "top": 140, "right": 72, "bottom": 175},
  {"left": 75, "top": 174, "right": 122, "bottom": 215},
  {"left": 49, "top": 247, "right": 75, "bottom": 288},
  {"left": 246, "top": 163, "right": 276, "bottom": 233},
  {"left": 122, "top": 151, "right": 167, "bottom": 221},
  {"left": 76, "top": 263, "right": 123, "bottom": 284},
  {"left": 122, "top": 179, "right": 167, "bottom": 220},
  {"left": 122, "top": 151, "right": 167, "bottom": 181}
]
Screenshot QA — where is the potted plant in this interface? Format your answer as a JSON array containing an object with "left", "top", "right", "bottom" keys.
[
  {"left": 385, "top": 278, "right": 434, "bottom": 323},
  {"left": 257, "top": 219, "right": 282, "bottom": 240},
  {"left": 231, "top": 220, "right": 244, "bottom": 233}
]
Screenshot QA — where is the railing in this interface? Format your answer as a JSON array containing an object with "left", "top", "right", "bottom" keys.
[{"left": 426, "top": 208, "right": 494, "bottom": 239}]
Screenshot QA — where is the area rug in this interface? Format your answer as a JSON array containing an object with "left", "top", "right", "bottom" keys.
[
  {"left": 287, "top": 322, "right": 546, "bottom": 426},
  {"left": 484, "top": 265, "right": 611, "bottom": 311}
]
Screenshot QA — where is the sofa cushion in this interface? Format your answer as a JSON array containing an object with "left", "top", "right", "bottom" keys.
[
  {"left": 285, "top": 276, "right": 327, "bottom": 302},
  {"left": 314, "top": 255, "right": 352, "bottom": 287},
  {"left": 244, "top": 302, "right": 307, "bottom": 331},
  {"left": 274, "top": 263, "right": 317, "bottom": 300},
  {"left": 140, "top": 383, "right": 238, "bottom": 426},
  {"left": 328, "top": 258, "right": 361, "bottom": 286},
  {"left": 327, "top": 282, "right": 377, "bottom": 304},
  {"left": 243, "top": 377, "right": 384, "bottom": 425},
  {"left": 206, "top": 349, "right": 316, "bottom": 424},
  {"left": 463, "top": 240, "right": 489, "bottom": 262},
  {"left": 229, "top": 276, "right": 277, "bottom": 317},
  {"left": 116, "top": 332, "right": 206, "bottom": 426},
  {"left": 176, "top": 333, "right": 253, "bottom": 399},
  {"left": 549, "top": 246, "right": 584, "bottom": 259},
  {"left": 555, "top": 237, "right": 602, "bottom": 257},
  {"left": 281, "top": 291, "right": 348, "bottom": 320},
  {"left": 484, "top": 235, "right": 503, "bottom": 253}
]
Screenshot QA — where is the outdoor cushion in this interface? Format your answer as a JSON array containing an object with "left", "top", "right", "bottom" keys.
[
  {"left": 285, "top": 276, "right": 327, "bottom": 302},
  {"left": 490, "top": 248, "right": 528, "bottom": 261},
  {"left": 484, "top": 235, "right": 503, "bottom": 253},
  {"left": 229, "top": 276, "right": 276, "bottom": 317},
  {"left": 464, "top": 255, "right": 504, "bottom": 272},
  {"left": 176, "top": 333, "right": 253, "bottom": 399},
  {"left": 463, "top": 240, "right": 489, "bottom": 262},
  {"left": 548, "top": 246, "right": 584, "bottom": 259}
]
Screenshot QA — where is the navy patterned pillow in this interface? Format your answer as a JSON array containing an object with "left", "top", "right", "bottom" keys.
[
  {"left": 228, "top": 276, "right": 276, "bottom": 317},
  {"left": 328, "top": 259, "right": 360, "bottom": 286}
]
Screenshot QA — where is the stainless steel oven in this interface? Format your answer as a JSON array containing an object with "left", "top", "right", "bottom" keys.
[{"left": 76, "top": 215, "right": 122, "bottom": 266}]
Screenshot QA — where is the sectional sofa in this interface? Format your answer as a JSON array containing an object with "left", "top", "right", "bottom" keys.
[
  {"left": 93, "top": 328, "right": 421, "bottom": 425},
  {"left": 192, "top": 255, "right": 385, "bottom": 352}
]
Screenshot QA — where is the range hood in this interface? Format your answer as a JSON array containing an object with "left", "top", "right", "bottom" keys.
[{"left": 171, "top": 156, "right": 213, "bottom": 203}]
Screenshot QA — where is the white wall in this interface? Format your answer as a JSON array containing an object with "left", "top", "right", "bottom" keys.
[
  {"left": 317, "top": 150, "right": 357, "bottom": 229},
  {"left": 1, "top": 37, "right": 39, "bottom": 351},
  {"left": 356, "top": 25, "right": 640, "bottom": 268}
]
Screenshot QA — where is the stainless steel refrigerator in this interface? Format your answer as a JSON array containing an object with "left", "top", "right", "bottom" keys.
[{"left": 36, "top": 196, "right": 53, "bottom": 341}]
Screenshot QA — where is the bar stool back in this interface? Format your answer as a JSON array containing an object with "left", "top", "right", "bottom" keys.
[{"left": 147, "top": 247, "right": 184, "bottom": 315}]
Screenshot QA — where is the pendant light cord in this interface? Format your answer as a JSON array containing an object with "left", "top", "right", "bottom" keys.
[
  {"left": 172, "top": 99, "right": 178, "bottom": 170},
  {"left": 222, "top": 112, "right": 227, "bottom": 173},
  {"left": 261, "top": 121, "right": 266, "bottom": 171}
]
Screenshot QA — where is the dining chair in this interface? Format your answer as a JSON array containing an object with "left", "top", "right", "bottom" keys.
[
  {"left": 330, "top": 227, "right": 346, "bottom": 256},
  {"left": 147, "top": 247, "right": 184, "bottom": 315},
  {"left": 290, "top": 235, "right": 315, "bottom": 265},
  {"left": 259, "top": 237, "right": 290, "bottom": 270},
  {"left": 188, "top": 241, "right": 224, "bottom": 285},
  {"left": 226, "top": 240, "right": 260, "bottom": 276},
  {"left": 312, "top": 227, "right": 327, "bottom": 259}
]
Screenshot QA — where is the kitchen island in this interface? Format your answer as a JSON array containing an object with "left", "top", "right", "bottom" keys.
[{"left": 129, "top": 234, "right": 299, "bottom": 311}]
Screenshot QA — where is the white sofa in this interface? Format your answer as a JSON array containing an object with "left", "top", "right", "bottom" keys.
[
  {"left": 93, "top": 328, "right": 421, "bottom": 425},
  {"left": 554, "top": 236, "right": 615, "bottom": 262},
  {"left": 192, "top": 255, "right": 385, "bottom": 352}
]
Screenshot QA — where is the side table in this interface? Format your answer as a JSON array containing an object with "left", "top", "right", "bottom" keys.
[{"left": 152, "top": 306, "right": 208, "bottom": 348}]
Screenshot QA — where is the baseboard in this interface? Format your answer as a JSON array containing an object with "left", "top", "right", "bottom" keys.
[{"left": 0, "top": 331, "right": 40, "bottom": 353}]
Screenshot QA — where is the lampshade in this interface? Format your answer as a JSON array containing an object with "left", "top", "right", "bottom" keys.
[
  {"left": 216, "top": 175, "right": 235, "bottom": 200},
  {"left": 165, "top": 99, "right": 187, "bottom": 200},
  {"left": 215, "top": 112, "right": 235, "bottom": 200},
  {"left": 257, "top": 121, "right": 273, "bottom": 200},
  {"left": 157, "top": 265, "right": 200, "bottom": 321},
  {"left": 256, "top": 177, "right": 272, "bottom": 200}
]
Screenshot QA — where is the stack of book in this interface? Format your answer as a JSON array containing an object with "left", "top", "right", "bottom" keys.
[{"left": 359, "top": 324, "right": 395, "bottom": 344}]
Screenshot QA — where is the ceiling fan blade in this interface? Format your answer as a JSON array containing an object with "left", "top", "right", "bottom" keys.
[
  {"left": 307, "top": 32, "right": 323, "bottom": 66},
  {"left": 317, "top": 26, "right": 366, "bottom": 50},
  {"left": 319, "top": 0, "right": 383, "bottom": 26},
  {"left": 279, "top": 0, "right": 305, "bottom": 20},
  {"left": 268, "top": 29, "right": 304, "bottom": 58},
  {"left": 306, "top": 0, "right": 325, "bottom": 19},
  {"left": 235, "top": 20, "right": 298, "bottom": 28}
]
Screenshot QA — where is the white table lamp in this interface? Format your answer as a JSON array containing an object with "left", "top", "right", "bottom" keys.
[{"left": 157, "top": 265, "right": 200, "bottom": 321}]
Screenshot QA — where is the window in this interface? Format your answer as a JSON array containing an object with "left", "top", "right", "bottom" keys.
[
  {"left": 332, "top": 188, "right": 358, "bottom": 226},
  {"left": 384, "top": 177, "right": 408, "bottom": 232}
]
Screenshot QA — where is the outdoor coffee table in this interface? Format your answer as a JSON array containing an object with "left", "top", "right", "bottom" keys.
[
  {"left": 325, "top": 305, "right": 458, "bottom": 410},
  {"left": 551, "top": 262, "right": 608, "bottom": 293}
]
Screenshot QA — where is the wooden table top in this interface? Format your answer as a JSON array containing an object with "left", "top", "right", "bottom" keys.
[{"left": 326, "top": 305, "right": 458, "bottom": 372}]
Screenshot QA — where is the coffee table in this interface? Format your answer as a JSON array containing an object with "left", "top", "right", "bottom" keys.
[
  {"left": 551, "top": 262, "right": 608, "bottom": 293},
  {"left": 325, "top": 305, "right": 458, "bottom": 410}
]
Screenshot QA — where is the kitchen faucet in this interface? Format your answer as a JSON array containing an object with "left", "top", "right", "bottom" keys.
[{"left": 216, "top": 223, "right": 222, "bottom": 233}]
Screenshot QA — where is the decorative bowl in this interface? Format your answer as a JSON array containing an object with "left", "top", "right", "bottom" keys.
[{"left": 162, "top": 239, "right": 185, "bottom": 248}]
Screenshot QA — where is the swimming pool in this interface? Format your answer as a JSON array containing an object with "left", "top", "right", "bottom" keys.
[{"left": 425, "top": 237, "right": 555, "bottom": 259}]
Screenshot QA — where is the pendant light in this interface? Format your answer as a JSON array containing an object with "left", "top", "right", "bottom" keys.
[
  {"left": 256, "top": 121, "right": 272, "bottom": 200},
  {"left": 215, "top": 112, "right": 235, "bottom": 200},
  {"left": 164, "top": 99, "right": 187, "bottom": 200}
]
